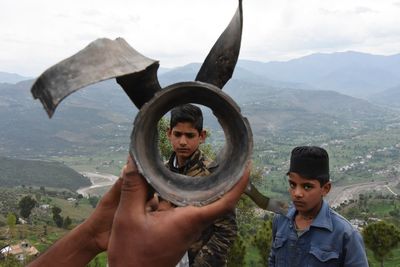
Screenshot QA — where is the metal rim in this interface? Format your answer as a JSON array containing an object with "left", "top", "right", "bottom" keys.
[{"left": 130, "top": 81, "right": 253, "bottom": 206}]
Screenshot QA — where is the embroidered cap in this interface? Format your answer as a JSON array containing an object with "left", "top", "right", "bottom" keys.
[{"left": 288, "top": 146, "right": 330, "bottom": 184}]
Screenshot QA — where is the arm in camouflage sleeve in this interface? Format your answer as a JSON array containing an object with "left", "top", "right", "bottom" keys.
[{"left": 191, "top": 211, "right": 237, "bottom": 267}]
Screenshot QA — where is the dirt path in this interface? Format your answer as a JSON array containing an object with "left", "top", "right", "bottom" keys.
[
  {"left": 76, "top": 171, "right": 398, "bottom": 205},
  {"left": 326, "top": 178, "right": 399, "bottom": 208},
  {"left": 77, "top": 172, "right": 119, "bottom": 197}
]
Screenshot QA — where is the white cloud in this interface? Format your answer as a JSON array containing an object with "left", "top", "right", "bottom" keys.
[{"left": 1, "top": 0, "right": 400, "bottom": 76}]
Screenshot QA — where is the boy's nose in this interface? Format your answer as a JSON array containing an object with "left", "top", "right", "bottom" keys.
[
  {"left": 294, "top": 188, "right": 303, "bottom": 198},
  {"left": 179, "top": 136, "right": 187, "bottom": 145}
]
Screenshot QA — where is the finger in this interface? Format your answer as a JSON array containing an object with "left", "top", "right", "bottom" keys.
[
  {"left": 196, "top": 162, "right": 250, "bottom": 224},
  {"left": 117, "top": 155, "right": 148, "bottom": 216},
  {"left": 157, "top": 199, "right": 174, "bottom": 211},
  {"left": 214, "top": 161, "right": 251, "bottom": 209},
  {"left": 145, "top": 193, "right": 159, "bottom": 212},
  {"left": 94, "top": 177, "right": 123, "bottom": 210}
]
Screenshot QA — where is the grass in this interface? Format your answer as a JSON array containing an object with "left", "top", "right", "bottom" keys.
[
  {"left": 49, "top": 197, "right": 94, "bottom": 222},
  {"left": 366, "top": 247, "right": 400, "bottom": 267},
  {"left": 366, "top": 200, "right": 397, "bottom": 217},
  {"left": 53, "top": 152, "right": 127, "bottom": 175},
  {"left": 87, "top": 252, "right": 108, "bottom": 267},
  {"left": 244, "top": 245, "right": 263, "bottom": 266},
  {"left": 85, "top": 186, "right": 111, "bottom": 196}
]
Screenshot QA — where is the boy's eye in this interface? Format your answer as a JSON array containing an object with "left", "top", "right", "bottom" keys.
[
  {"left": 173, "top": 132, "right": 182, "bottom": 137},
  {"left": 303, "top": 184, "right": 313, "bottom": 190},
  {"left": 289, "top": 182, "right": 295, "bottom": 189},
  {"left": 185, "top": 133, "right": 196, "bottom": 139}
]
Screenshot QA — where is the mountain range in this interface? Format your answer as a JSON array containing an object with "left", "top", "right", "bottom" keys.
[
  {"left": 0, "top": 72, "right": 32, "bottom": 84},
  {"left": 1, "top": 51, "right": 400, "bottom": 159},
  {"left": 237, "top": 51, "right": 400, "bottom": 99}
]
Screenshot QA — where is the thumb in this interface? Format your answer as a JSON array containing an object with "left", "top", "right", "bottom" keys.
[
  {"left": 196, "top": 162, "right": 250, "bottom": 224},
  {"left": 117, "top": 155, "right": 148, "bottom": 216}
]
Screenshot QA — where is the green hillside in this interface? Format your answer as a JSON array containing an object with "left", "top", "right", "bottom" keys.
[{"left": 0, "top": 157, "right": 90, "bottom": 191}]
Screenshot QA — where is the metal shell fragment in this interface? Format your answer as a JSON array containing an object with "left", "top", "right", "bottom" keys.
[{"left": 130, "top": 81, "right": 253, "bottom": 206}]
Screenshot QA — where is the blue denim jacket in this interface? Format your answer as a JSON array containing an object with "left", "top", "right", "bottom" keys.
[{"left": 268, "top": 200, "right": 368, "bottom": 267}]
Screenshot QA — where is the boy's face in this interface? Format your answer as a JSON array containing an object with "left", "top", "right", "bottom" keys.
[
  {"left": 287, "top": 172, "right": 331, "bottom": 215},
  {"left": 167, "top": 122, "right": 206, "bottom": 163}
]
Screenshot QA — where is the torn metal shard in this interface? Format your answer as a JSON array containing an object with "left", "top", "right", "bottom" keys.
[
  {"left": 244, "top": 182, "right": 289, "bottom": 215},
  {"left": 31, "top": 37, "right": 160, "bottom": 117},
  {"left": 195, "top": 0, "right": 243, "bottom": 89}
]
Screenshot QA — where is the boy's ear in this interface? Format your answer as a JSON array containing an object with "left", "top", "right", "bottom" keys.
[
  {"left": 199, "top": 130, "right": 207, "bottom": 143},
  {"left": 167, "top": 128, "right": 172, "bottom": 137},
  {"left": 322, "top": 181, "right": 331, "bottom": 197}
]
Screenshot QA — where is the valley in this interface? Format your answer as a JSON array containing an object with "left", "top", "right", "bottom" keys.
[
  {"left": 1, "top": 52, "right": 400, "bottom": 266},
  {"left": 76, "top": 172, "right": 119, "bottom": 197}
]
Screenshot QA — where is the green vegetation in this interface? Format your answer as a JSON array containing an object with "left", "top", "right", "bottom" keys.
[
  {"left": 0, "top": 157, "right": 90, "bottom": 191},
  {"left": 158, "top": 116, "right": 173, "bottom": 161},
  {"left": 227, "top": 234, "right": 246, "bottom": 267},
  {"left": 367, "top": 247, "right": 400, "bottom": 267},
  {"left": 336, "top": 193, "right": 400, "bottom": 223},
  {"left": 0, "top": 186, "right": 96, "bottom": 266},
  {"left": 2, "top": 80, "right": 400, "bottom": 265},
  {"left": 226, "top": 165, "right": 275, "bottom": 266},
  {"left": 18, "top": 196, "right": 37, "bottom": 219},
  {"left": 363, "top": 221, "right": 400, "bottom": 267}
]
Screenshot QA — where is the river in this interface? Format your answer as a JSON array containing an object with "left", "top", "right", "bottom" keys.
[{"left": 77, "top": 172, "right": 119, "bottom": 197}]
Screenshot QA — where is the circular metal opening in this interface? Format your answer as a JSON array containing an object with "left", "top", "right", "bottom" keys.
[{"left": 130, "top": 81, "right": 253, "bottom": 206}]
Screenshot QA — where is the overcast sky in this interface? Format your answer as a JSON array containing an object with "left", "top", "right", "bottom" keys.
[{"left": 2, "top": 0, "right": 400, "bottom": 77}]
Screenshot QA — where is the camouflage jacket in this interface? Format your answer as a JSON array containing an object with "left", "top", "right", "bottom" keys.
[{"left": 166, "top": 150, "right": 238, "bottom": 267}]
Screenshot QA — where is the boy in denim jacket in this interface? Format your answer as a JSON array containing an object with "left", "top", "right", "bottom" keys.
[{"left": 269, "top": 146, "right": 368, "bottom": 266}]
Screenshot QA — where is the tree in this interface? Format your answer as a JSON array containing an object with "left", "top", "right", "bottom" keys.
[
  {"left": 87, "top": 254, "right": 102, "bottom": 267},
  {"left": 35, "top": 192, "right": 42, "bottom": 202},
  {"left": 158, "top": 116, "right": 173, "bottom": 161},
  {"left": 18, "top": 195, "right": 37, "bottom": 219},
  {"left": 363, "top": 221, "right": 400, "bottom": 267},
  {"left": 235, "top": 165, "right": 266, "bottom": 233},
  {"left": 235, "top": 195, "right": 258, "bottom": 234},
  {"left": 88, "top": 196, "right": 100, "bottom": 208},
  {"left": 253, "top": 219, "right": 273, "bottom": 266},
  {"left": 43, "top": 225, "right": 48, "bottom": 236},
  {"left": 63, "top": 216, "right": 72, "bottom": 229},
  {"left": 52, "top": 206, "right": 63, "bottom": 228},
  {"left": 40, "top": 186, "right": 46, "bottom": 195},
  {"left": 6, "top": 213, "right": 16, "bottom": 238},
  {"left": 389, "top": 208, "right": 400, "bottom": 219},
  {"left": 228, "top": 164, "right": 272, "bottom": 266},
  {"left": 227, "top": 234, "right": 246, "bottom": 267}
]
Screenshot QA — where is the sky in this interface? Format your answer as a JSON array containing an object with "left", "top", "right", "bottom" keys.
[{"left": 2, "top": 0, "right": 400, "bottom": 77}]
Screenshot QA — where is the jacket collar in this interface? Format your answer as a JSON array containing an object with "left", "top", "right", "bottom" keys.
[
  {"left": 286, "top": 200, "right": 333, "bottom": 232},
  {"left": 167, "top": 149, "right": 202, "bottom": 174}
]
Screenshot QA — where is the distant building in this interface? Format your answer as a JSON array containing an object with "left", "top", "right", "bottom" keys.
[
  {"left": 0, "top": 241, "right": 39, "bottom": 261},
  {"left": 368, "top": 217, "right": 382, "bottom": 223},
  {"left": 349, "top": 218, "right": 366, "bottom": 230},
  {"left": 18, "top": 218, "right": 27, "bottom": 224}
]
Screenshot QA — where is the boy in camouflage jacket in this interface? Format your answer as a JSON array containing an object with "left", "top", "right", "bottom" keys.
[{"left": 166, "top": 104, "right": 237, "bottom": 267}]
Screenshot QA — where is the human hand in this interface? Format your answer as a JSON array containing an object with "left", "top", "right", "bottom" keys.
[
  {"left": 83, "top": 176, "right": 123, "bottom": 252},
  {"left": 107, "top": 156, "right": 250, "bottom": 267},
  {"left": 83, "top": 160, "right": 160, "bottom": 252},
  {"left": 26, "top": 173, "right": 123, "bottom": 267}
]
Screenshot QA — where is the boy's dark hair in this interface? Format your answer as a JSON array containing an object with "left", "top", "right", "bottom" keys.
[
  {"left": 170, "top": 104, "right": 203, "bottom": 133},
  {"left": 287, "top": 146, "right": 330, "bottom": 186}
]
